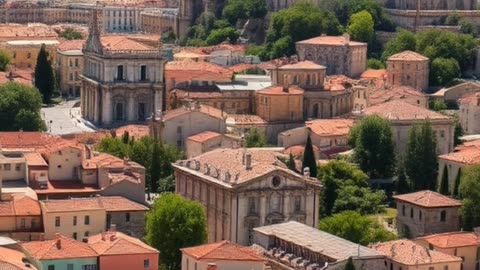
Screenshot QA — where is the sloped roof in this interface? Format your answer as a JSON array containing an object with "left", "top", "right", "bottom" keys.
[
  {"left": 363, "top": 100, "right": 450, "bottom": 121},
  {"left": 417, "top": 232, "right": 480, "bottom": 248},
  {"left": 165, "top": 60, "right": 233, "bottom": 83},
  {"left": 388, "top": 50, "right": 429, "bottom": 61},
  {"left": 257, "top": 85, "right": 304, "bottom": 95},
  {"left": 297, "top": 35, "right": 366, "bottom": 47},
  {"left": 0, "top": 247, "right": 37, "bottom": 270},
  {"left": 161, "top": 104, "right": 225, "bottom": 121},
  {"left": 279, "top": 61, "right": 326, "bottom": 70},
  {"left": 368, "top": 86, "right": 426, "bottom": 106},
  {"left": 0, "top": 195, "right": 41, "bottom": 216},
  {"left": 306, "top": 119, "right": 353, "bottom": 137},
  {"left": 21, "top": 235, "right": 97, "bottom": 260},
  {"left": 88, "top": 231, "right": 158, "bottom": 255},
  {"left": 393, "top": 190, "right": 462, "bottom": 208},
  {"left": 438, "top": 140, "right": 480, "bottom": 165},
  {"left": 187, "top": 131, "right": 223, "bottom": 143},
  {"left": 181, "top": 241, "right": 263, "bottom": 261}
]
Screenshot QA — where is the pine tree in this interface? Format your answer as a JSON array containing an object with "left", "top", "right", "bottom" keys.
[
  {"left": 34, "top": 44, "right": 55, "bottom": 104},
  {"left": 286, "top": 153, "right": 298, "bottom": 173},
  {"left": 439, "top": 165, "right": 450, "bottom": 195},
  {"left": 303, "top": 135, "right": 317, "bottom": 177},
  {"left": 150, "top": 140, "right": 162, "bottom": 193},
  {"left": 453, "top": 169, "right": 462, "bottom": 198},
  {"left": 344, "top": 257, "right": 356, "bottom": 270},
  {"left": 121, "top": 131, "right": 130, "bottom": 144}
]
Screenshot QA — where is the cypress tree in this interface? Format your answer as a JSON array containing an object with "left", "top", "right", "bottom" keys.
[
  {"left": 150, "top": 139, "right": 161, "bottom": 193},
  {"left": 34, "top": 44, "right": 55, "bottom": 104},
  {"left": 453, "top": 168, "right": 462, "bottom": 198},
  {"left": 303, "top": 135, "right": 317, "bottom": 177},
  {"left": 396, "top": 161, "right": 410, "bottom": 195},
  {"left": 439, "top": 165, "right": 450, "bottom": 195},
  {"left": 344, "top": 257, "right": 356, "bottom": 270},
  {"left": 121, "top": 131, "right": 130, "bottom": 144},
  {"left": 286, "top": 153, "right": 298, "bottom": 173}
]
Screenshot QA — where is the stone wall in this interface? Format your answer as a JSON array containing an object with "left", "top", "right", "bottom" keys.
[{"left": 108, "top": 211, "right": 145, "bottom": 238}]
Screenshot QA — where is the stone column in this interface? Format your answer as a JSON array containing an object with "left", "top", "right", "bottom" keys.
[
  {"left": 94, "top": 88, "right": 100, "bottom": 124},
  {"left": 283, "top": 191, "right": 290, "bottom": 221},
  {"left": 260, "top": 192, "right": 267, "bottom": 225},
  {"left": 80, "top": 85, "right": 85, "bottom": 117},
  {"left": 102, "top": 90, "right": 112, "bottom": 125},
  {"left": 127, "top": 94, "right": 135, "bottom": 121},
  {"left": 154, "top": 88, "right": 162, "bottom": 113}
]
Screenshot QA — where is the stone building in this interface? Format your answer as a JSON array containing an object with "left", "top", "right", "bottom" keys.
[
  {"left": 371, "top": 239, "right": 462, "bottom": 270},
  {"left": 296, "top": 34, "right": 367, "bottom": 78},
  {"left": 185, "top": 131, "right": 240, "bottom": 158},
  {"left": 81, "top": 6, "right": 165, "bottom": 126},
  {"left": 383, "top": 0, "right": 477, "bottom": 10},
  {"left": 386, "top": 51, "right": 430, "bottom": 92},
  {"left": 253, "top": 221, "right": 386, "bottom": 270},
  {"left": 255, "top": 85, "right": 304, "bottom": 123},
  {"left": 431, "top": 81, "right": 480, "bottom": 104},
  {"left": 416, "top": 232, "right": 480, "bottom": 270},
  {"left": 173, "top": 148, "right": 322, "bottom": 245},
  {"left": 393, "top": 190, "right": 462, "bottom": 238},
  {"left": 56, "top": 39, "right": 84, "bottom": 97},
  {"left": 459, "top": 93, "right": 480, "bottom": 135},
  {"left": 102, "top": 5, "right": 141, "bottom": 33},
  {"left": 5, "top": 40, "right": 58, "bottom": 69},
  {"left": 0, "top": 194, "right": 43, "bottom": 234},
  {"left": 363, "top": 100, "right": 454, "bottom": 155}
]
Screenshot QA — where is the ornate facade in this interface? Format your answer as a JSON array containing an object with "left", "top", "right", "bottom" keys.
[
  {"left": 387, "top": 51, "right": 430, "bottom": 92},
  {"left": 81, "top": 6, "right": 165, "bottom": 126},
  {"left": 296, "top": 34, "right": 367, "bottom": 78}
]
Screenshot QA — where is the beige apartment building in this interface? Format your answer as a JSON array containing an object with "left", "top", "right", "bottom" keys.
[
  {"left": 185, "top": 131, "right": 240, "bottom": 158},
  {"left": 393, "top": 191, "right": 462, "bottom": 238},
  {"left": 296, "top": 34, "right": 367, "bottom": 78},
  {"left": 372, "top": 239, "right": 462, "bottom": 270},
  {"left": 56, "top": 39, "right": 84, "bottom": 97},
  {"left": 459, "top": 93, "right": 480, "bottom": 135},
  {"left": 256, "top": 85, "right": 304, "bottom": 122},
  {"left": 173, "top": 148, "right": 322, "bottom": 245},
  {"left": 416, "top": 232, "right": 480, "bottom": 270},
  {"left": 386, "top": 51, "right": 430, "bottom": 91},
  {"left": 5, "top": 39, "right": 58, "bottom": 69},
  {"left": 0, "top": 194, "right": 42, "bottom": 234}
]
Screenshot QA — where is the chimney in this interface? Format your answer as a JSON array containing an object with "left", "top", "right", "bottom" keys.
[
  {"left": 123, "top": 157, "right": 130, "bottom": 165},
  {"left": 207, "top": 263, "right": 217, "bottom": 270},
  {"left": 110, "top": 224, "right": 116, "bottom": 232},
  {"left": 303, "top": 167, "right": 310, "bottom": 177},
  {"left": 343, "top": 33, "right": 350, "bottom": 43},
  {"left": 39, "top": 233, "right": 45, "bottom": 241},
  {"left": 245, "top": 153, "right": 252, "bottom": 170},
  {"left": 55, "top": 235, "right": 61, "bottom": 249},
  {"left": 282, "top": 75, "right": 289, "bottom": 92}
]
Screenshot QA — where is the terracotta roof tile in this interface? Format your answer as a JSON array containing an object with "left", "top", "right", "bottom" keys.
[
  {"left": 371, "top": 239, "right": 461, "bottom": 265},
  {"left": 228, "top": 63, "right": 257, "bottom": 73},
  {"left": 57, "top": 39, "right": 85, "bottom": 52},
  {"left": 82, "top": 153, "right": 125, "bottom": 170},
  {"left": 21, "top": 235, "right": 97, "bottom": 260},
  {"left": 297, "top": 35, "right": 366, "bottom": 46},
  {"left": 364, "top": 100, "right": 450, "bottom": 120},
  {"left": 417, "top": 232, "right": 480, "bottom": 248},
  {"left": 0, "top": 24, "right": 57, "bottom": 39},
  {"left": 279, "top": 61, "right": 326, "bottom": 70},
  {"left": 227, "top": 114, "right": 267, "bottom": 125},
  {"left": 114, "top": 125, "right": 150, "bottom": 139},
  {"left": 187, "top": 131, "right": 223, "bottom": 143},
  {"left": 360, "top": 69, "right": 387, "bottom": 79},
  {"left": 459, "top": 92, "right": 480, "bottom": 105},
  {"left": 41, "top": 198, "right": 104, "bottom": 212},
  {"left": 284, "top": 145, "right": 320, "bottom": 159},
  {"left": 0, "top": 247, "right": 36, "bottom": 270},
  {"left": 100, "top": 34, "right": 160, "bottom": 51},
  {"left": 32, "top": 181, "right": 99, "bottom": 195},
  {"left": 181, "top": 241, "right": 264, "bottom": 261},
  {"left": 257, "top": 85, "right": 304, "bottom": 95},
  {"left": 306, "top": 119, "right": 353, "bottom": 137},
  {"left": 0, "top": 200, "right": 15, "bottom": 216},
  {"left": 0, "top": 132, "right": 64, "bottom": 150},
  {"left": 388, "top": 51, "right": 429, "bottom": 61},
  {"left": 23, "top": 152, "right": 47, "bottom": 166},
  {"left": 439, "top": 141, "right": 480, "bottom": 164},
  {"left": 369, "top": 86, "right": 426, "bottom": 106},
  {"left": 97, "top": 196, "right": 148, "bottom": 212},
  {"left": 88, "top": 231, "right": 158, "bottom": 255},
  {"left": 160, "top": 104, "right": 226, "bottom": 121},
  {"left": 12, "top": 195, "right": 41, "bottom": 216},
  {"left": 393, "top": 190, "right": 462, "bottom": 208},
  {"left": 165, "top": 60, "right": 233, "bottom": 83}
]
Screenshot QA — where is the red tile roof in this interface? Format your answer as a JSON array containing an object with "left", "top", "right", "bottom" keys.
[
  {"left": 23, "top": 152, "right": 47, "bottom": 166},
  {"left": 306, "top": 119, "right": 353, "bottom": 137},
  {"left": 279, "top": 61, "right": 325, "bottom": 70},
  {"left": 257, "top": 85, "right": 304, "bottom": 95},
  {"left": 114, "top": 124, "right": 150, "bottom": 139},
  {"left": 0, "top": 247, "right": 37, "bottom": 270},
  {"left": 388, "top": 50, "right": 429, "bottom": 61},
  {"left": 0, "top": 195, "right": 41, "bottom": 217},
  {"left": 369, "top": 86, "right": 426, "bottom": 106},
  {"left": 360, "top": 69, "right": 387, "bottom": 79},
  {"left": 0, "top": 24, "right": 58, "bottom": 40},
  {"left": 165, "top": 60, "right": 233, "bottom": 83},
  {"left": 32, "top": 180, "right": 99, "bottom": 195},
  {"left": 393, "top": 190, "right": 462, "bottom": 208},
  {"left": 0, "top": 132, "right": 64, "bottom": 150},
  {"left": 82, "top": 153, "right": 125, "bottom": 170},
  {"left": 41, "top": 197, "right": 104, "bottom": 212},
  {"left": 284, "top": 145, "right": 320, "bottom": 159},
  {"left": 97, "top": 196, "right": 148, "bottom": 212},
  {"left": 438, "top": 140, "right": 480, "bottom": 165},
  {"left": 22, "top": 235, "right": 98, "bottom": 260},
  {"left": 417, "top": 232, "right": 480, "bottom": 248},
  {"left": 187, "top": 131, "right": 223, "bottom": 143},
  {"left": 364, "top": 100, "right": 451, "bottom": 120},
  {"left": 228, "top": 63, "right": 257, "bottom": 73},
  {"left": 371, "top": 239, "right": 462, "bottom": 265},
  {"left": 297, "top": 35, "right": 366, "bottom": 47},
  {"left": 459, "top": 92, "right": 480, "bottom": 106},
  {"left": 100, "top": 34, "right": 160, "bottom": 51},
  {"left": 181, "top": 241, "right": 264, "bottom": 261},
  {"left": 88, "top": 231, "right": 158, "bottom": 255},
  {"left": 57, "top": 39, "right": 85, "bottom": 52},
  {"left": 161, "top": 104, "right": 226, "bottom": 121}
]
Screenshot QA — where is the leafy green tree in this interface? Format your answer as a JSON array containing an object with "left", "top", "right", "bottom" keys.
[
  {"left": 319, "top": 211, "right": 396, "bottom": 245},
  {"left": 59, "top": 28, "right": 83, "bottom": 40},
  {"left": 245, "top": 128, "right": 267, "bottom": 147},
  {"left": 0, "top": 82, "right": 45, "bottom": 131},
  {"left": 158, "top": 175, "right": 176, "bottom": 193},
  {"left": 395, "top": 160, "right": 411, "bottom": 194},
  {"left": 222, "top": 0, "right": 247, "bottom": 25},
  {"left": 381, "top": 29, "right": 416, "bottom": 61},
  {"left": 454, "top": 118, "right": 464, "bottom": 146},
  {"left": 429, "top": 58, "right": 461, "bottom": 86},
  {"left": 303, "top": 135, "right": 317, "bottom": 177},
  {"left": 350, "top": 115, "right": 396, "bottom": 179},
  {"left": 347, "top": 11, "right": 374, "bottom": 43},
  {"left": 150, "top": 139, "right": 162, "bottom": 192},
  {"left": 405, "top": 121, "right": 438, "bottom": 191},
  {"left": 121, "top": 131, "right": 130, "bottom": 144},
  {"left": 459, "top": 19, "right": 477, "bottom": 36},
  {"left": 333, "top": 185, "right": 387, "bottom": 215},
  {"left": 245, "top": 0, "right": 267, "bottom": 18},
  {"left": 439, "top": 165, "right": 449, "bottom": 195},
  {"left": 446, "top": 12, "right": 461, "bottom": 25},
  {"left": 205, "top": 27, "right": 239, "bottom": 45},
  {"left": 429, "top": 100, "right": 448, "bottom": 111},
  {"left": 345, "top": 257, "right": 356, "bottom": 270},
  {"left": 146, "top": 193, "right": 207, "bottom": 270},
  {"left": 367, "top": 59, "right": 385, "bottom": 69},
  {"left": 458, "top": 165, "right": 480, "bottom": 230},
  {"left": 453, "top": 169, "right": 462, "bottom": 198},
  {"left": 0, "top": 49, "right": 11, "bottom": 71},
  {"left": 34, "top": 44, "right": 56, "bottom": 104}
]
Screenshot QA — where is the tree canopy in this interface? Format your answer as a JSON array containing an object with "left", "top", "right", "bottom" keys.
[
  {"left": 303, "top": 135, "right": 317, "bottom": 177},
  {"left": 58, "top": 28, "right": 83, "bottom": 40},
  {"left": 245, "top": 127, "right": 267, "bottom": 147},
  {"left": 146, "top": 193, "right": 207, "bottom": 270},
  {"left": 429, "top": 58, "right": 461, "bottom": 87},
  {"left": 381, "top": 29, "right": 417, "bottom": 61},
  {"left": 319, "top": 211, "right": 396, "bottom": 245},
  {"left": 0, "top": 49, "right": 11, "bottom": 71},
  {"left": 0, "top": 82, "right": 45, "bottom": 131},
  {"left": 34, "top": 44, "right": 56, "bottom": 104},
  {"left": 405, "top": 120, "right": 438, "bottom": 191},
  {"left": 459, "top": 165, "right": 480, "bottom": 230},
  {"left": 349, "top": 115, "right": 396, "bottom": 179},
  {"left": 347, "top": 11, "right": 375, "bottom": 43}
]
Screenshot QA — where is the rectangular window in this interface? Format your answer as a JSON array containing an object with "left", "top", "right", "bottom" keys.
[
  {"left": 15, "top": 164, "right": 21, "bottom": 171},
  {"left": 294, "top": 196, "right": 301, "bottom": 212},
  {"left": 20, "top": 218, "right": 25, "bottom": 229},
  {"left": 73, "top": 232, "right": 77, "bottom": 240},
  {"left": 55, "top": 216, "right": 61, "bottom": 227},
  {"left": 140, "top": 65, "right": 147, "bottom": 81},
  {"left": 144, "top": 259, "right": 150, "bottom": 268},
  {"left": 126, "top": 213, "right": 130, "bottom": 222},
  {"left": 248, "top": 197, "right": 256, "bottom": 214},
  {"left": 75, "top": 58, "right": 79, "bottom": 67},
  {"left": 4, "top": 164, "right": 10, "bottom": 171},
  {"left": 117, "top": 65, "right": 124, "bottom": 80},
  {"left": 82, "top": 265, "right": 97, "bottom": 270},
  {"left": 85, "top": 215, "right": 90, "bottom": 225},
  {"left": 48, "top": 265, "right": 55, "bottom": 270},
  {"left": 73, "top": 216, "right": 77, "bottom": 226},
  {"left": 67, "top": 264, "right": 74, "bottom": 270}
]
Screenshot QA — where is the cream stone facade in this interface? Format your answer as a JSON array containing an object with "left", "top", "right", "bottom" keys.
[
  {"left": 386, "top": 51, "right": 430, "bottom": 91},
  {"left": 256, "top": 85, "right": 304, "bottom": 123},
  {"left": 185, "top": 131, "right": 240, "bottom": 158},
  {"left": 56, "top": 40, "right": 84, "bottom": 97},
  {"left": 42, "top": 145, "right": 83, "bottom": 181},
  {"left": 173, "top": 148, "right": 321, "bottom": 245},
  {"left": 296, "top": 34, "right": 367, "bottom": 78},
  {"left": 149, "top": 104, "right": 227, "bottom": 150},
  {"left": 459, "top": 93, "right": 480, "bottom": 135},
  {"left": 363, "top": 100, "right": 455, "bottom": 155},
  {"left": 5, "top": 40, "right": 58, "bottom": 69},
  {"left": 394, "top": 191, "right": 462, "bottom": 238},
  {"left": 81, "top": 7, "right": 165, "bottom": 127},
  {"left": 383, "top": 0, "right": 477, "bottom": 10},
  {"left": 431, "top": 82, "right": 480, "bottom": 104}
]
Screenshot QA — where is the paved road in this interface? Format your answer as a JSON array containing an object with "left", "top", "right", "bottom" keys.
[{"left": 41, "top": 99, "right": 96, "bottom": 135}]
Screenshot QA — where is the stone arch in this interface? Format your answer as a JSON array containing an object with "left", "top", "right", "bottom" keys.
[{"left": 112, "top": 95, "right": 127, "bottom": 122}]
